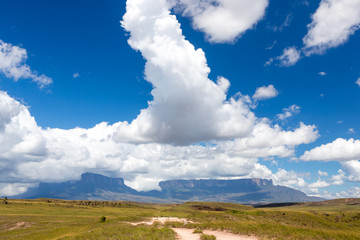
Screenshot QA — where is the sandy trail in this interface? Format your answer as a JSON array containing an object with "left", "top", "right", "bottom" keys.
[
  {"left": 129, "top": 217, "right": 258, "bottom": 240},
  {"left": 173, "top": 228, "right": 258, "bottom": 240},
  {"left": 203, "top": 230, "right": 258, "bottom": 240},
  {"left": 173, "top": 228, "right": 199, "bottom": 240}
]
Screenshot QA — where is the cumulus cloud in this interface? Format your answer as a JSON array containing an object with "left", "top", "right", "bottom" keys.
[
  {"left": 272, "top": 168, "right": 351, "bottom": 196},
  {"left": 301, "top": 138, "right": 360, "bottom": 183},
  {"left": 272, "top": 169, "right": 307, "bottom": 188},
  {"left": 173, "top": 0, "right": 269, "bottom": 43},
  {"left": 336, "top": 187, "right": 360, "bottom": 198},
  {"left": 308, "top": 180, "right": 330, "bottom": 188},
  {"left": 330, "top": 169, "right": 346, "bottom": 185},
  {"left": 252, "top": 85, "right": 279, "bottom": 101},
  {"left": 119, "top": 0, "right": 269, "bottom": 145},
  {"left": 342, "top": 160, "right": 360, "bottom": 182},
  {"left": 0, "top": 0, "right": 321, "bottom": 195},
  {"left": 0, "top": 40, "right": 52, "bottom": 88},
  {"left": 0, "top": 91, "right": 318, "bottom": 193},
  {"left": 277, "top": 104, "right": 301, "bottom": 121},
  {"left": 301, "top": 138, "right": 360, "bottom": 162},
  {"left": 303, "top": 0, "right": 360, "bottom": 55}
]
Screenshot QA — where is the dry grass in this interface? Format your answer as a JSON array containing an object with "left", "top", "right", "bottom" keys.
[{"left": 0, "top": 198, "right": 359, "bottom": 240}]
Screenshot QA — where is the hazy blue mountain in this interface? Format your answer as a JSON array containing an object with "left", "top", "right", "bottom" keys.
[{"left": 15, "top": 173, "right": 323, "bottom": 204}]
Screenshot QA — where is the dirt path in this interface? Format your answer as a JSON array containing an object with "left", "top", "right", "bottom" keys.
[
  {"left": 173, "top": 228, "right": 258, "bottom": 240},
  {"left": 129, "top": 217, "right": 258, "bottom": 240},
  {"left": 203, "top": 230, "right": 258, "bottom": 240},
  {"left": 173, "top": 228, "right": 199, "bottom": 240}
]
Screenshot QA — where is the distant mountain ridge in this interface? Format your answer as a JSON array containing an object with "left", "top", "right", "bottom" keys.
[{"left": 15, "top": 173, "right": 323, "bottom": 204}]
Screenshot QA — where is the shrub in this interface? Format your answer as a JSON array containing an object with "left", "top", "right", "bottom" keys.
[
  {"left": 200, "top": 234, "right": 216, "bottom": 240},
  {"left": 193, "top": 228, "right": 203, "bottom": 234},
  {"left": 100, "top": 216, "right": 106, "bottom": 222}
]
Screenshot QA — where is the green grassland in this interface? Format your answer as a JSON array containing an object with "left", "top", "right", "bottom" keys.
[{"left": 0, "top": 198, "right": 359, "bottom": 240}]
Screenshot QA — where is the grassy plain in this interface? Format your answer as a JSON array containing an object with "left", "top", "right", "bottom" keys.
[{"left": 0, "top": 198, "right": 359, "bottom": 240}]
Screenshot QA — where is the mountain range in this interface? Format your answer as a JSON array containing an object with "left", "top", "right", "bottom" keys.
[{"left": 14, "top": 173, "right": 323, "bottom": 204}]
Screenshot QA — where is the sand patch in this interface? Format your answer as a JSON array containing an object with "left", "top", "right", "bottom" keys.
[
  {"left": 1, "top": 222, "right": 31, "bottom": 231},
  {"left": 129, "top": 217, "right": 195, "bottom": 225},
  {"left": 128, "top": 217, "right": 258, "bottom": 240},
  {"left": 173, "top": 228, "right": 258, "bottom": 240}
]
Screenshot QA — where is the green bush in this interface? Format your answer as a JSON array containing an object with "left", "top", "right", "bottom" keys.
[
  {"left": 100, "top": 216, "right": 106, "bottom": 222},
  {"left": 200, "top": 234, "right": 216, "bottom": 240}
]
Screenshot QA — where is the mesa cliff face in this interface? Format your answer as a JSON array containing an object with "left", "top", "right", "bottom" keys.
[{"left": 15, "top": 173, "right": 323, "bottom": 204}]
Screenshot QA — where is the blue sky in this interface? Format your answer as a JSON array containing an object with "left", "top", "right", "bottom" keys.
[{"left": 0, "top": 0, "right": 359, "bottom": 198}]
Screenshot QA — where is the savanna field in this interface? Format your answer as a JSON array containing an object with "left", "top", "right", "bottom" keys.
[{"left": 0, "top": 198, "right": 359, "bottom": 240}]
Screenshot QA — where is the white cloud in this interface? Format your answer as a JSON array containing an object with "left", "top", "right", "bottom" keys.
[
  {"left": 119, "top": 0, "right": 288, "bottom": 145},
  {"left": 277, "top": 104, "right": 301, "bottom": 121},
  {"left": 0, "top": 89, "right": 319, "bottom": 194},
  {"left": 0, "top": 0, "right": 321, "bottom": 195},
  {"left": 301, "top": 138, "right": 360, "bottom": 162},
  {"left": 303, "top": 0, "right": 360, "bottom": 55},
  {"left": 330, "top": 169, "right": 346, "bottom": 185},
  {"left": 0, "top": 40, "right": 52, "bottom": 88},
  {"left": 73, "top": 73, "right": 80, "bottom": 79},
  {"left": 318, "top": 72, "right": 327, "bottom": 76},
  {"left": 336, "top": 187, "right": 360, "bottom": 198},
  {"left": 272, "top": 0, "right": 360, "bottom": 66},
  {"left": 308, "top": 180, "right": 330, "bottom": 188},
  {"left": 272, "top": 14, "right": 293, "bottom": 32},
  {"left": 318, "top": 170, "right": 328, "bottom": 177},
  {"left": 252, "top": 85, "right": 279, "bottom": 101},
  {"left": 348, "top": 128, "right": 355, "bottom": 134},
  {"left": 272, "top": 169, "right": 308, "bottom": 188},
  {"left": 271, "top": 168, "right": 350, "bottom": 196},
  {"left": 217, "top": 122, "right": 318, "bottom": 158},
  {"left": 356, "top": 77, "right": 360, "bottom": 87},
  {"left": 0, "top": 183, "right": 37, "bottom": 197},
  {"left": 174, "top": 0, "right": 269, "bottom": 43},
  {"left": 301, "top": 138, "right": 360, "bottom": 182},
  {"left": 341, "top": 160, "right": 360, "bottom": 181},
  {"left": 274, "top": 47, "right": 301, "bottom": 66}
]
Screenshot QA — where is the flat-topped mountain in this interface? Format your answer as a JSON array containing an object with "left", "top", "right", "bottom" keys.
[{"left": 15, "top": 173, "right": 323, "bottom": 204}]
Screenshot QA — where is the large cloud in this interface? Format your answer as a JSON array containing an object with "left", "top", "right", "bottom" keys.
[
  {"left": 0, "top": 90, "right": 318, "bottom": 193},
  {"left": 301, "top": 138, "right": 360, "bottom": 162},
  {"left": 303, "top": 0, "right": 360, "bottom": 55},
  {"left": 173, "top": 0, "right": 269, "bottom": 43},
  {"left": 0, "top": 0, "right": 320, "bottom": 195},
  {"left": 119, "top": 0, "right": 259, "bottom": 145},
  {"left": 0, "top": 40, "right": 52, "bottom": 88}
]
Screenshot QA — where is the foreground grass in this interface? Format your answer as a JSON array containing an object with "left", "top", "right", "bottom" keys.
[{"left": 0, "top": 198, "right": 359, "bottom": 239}]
